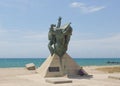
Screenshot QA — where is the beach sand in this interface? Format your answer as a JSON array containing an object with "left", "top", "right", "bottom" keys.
[{"left": 0, "top": 66, "right": 120, "bottom": 86}]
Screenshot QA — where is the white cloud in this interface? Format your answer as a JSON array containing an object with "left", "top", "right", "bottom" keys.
[
  {"left": 24, "top": 32, "right": 47, "bottom": 40},
  {"left": 0, "top": 28, "right": 49, "bottom": 58},
  {"left": 0, "top": 28, "right": 120, "bottom": 58},
  {"left": 70, "top": 2, "right": 85, "bottom": 8},
  {"left": 68, "top": 33, "right": 120, "bottom": 58},
  {"left": 70, "top": 2, "right": 105, "bottom": 13},
  {"left": 0, "top": 29, "right": 7, "bottom": 33},
  {"left": 87, "top": 6, "right": 105, "bottom": 13}
]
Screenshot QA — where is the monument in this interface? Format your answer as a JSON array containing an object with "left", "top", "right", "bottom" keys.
[{"left": 37, "top": 17, "right": 87, "bottom": 77}]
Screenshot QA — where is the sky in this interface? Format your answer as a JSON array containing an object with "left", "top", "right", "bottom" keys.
[{"left": 0, "top": 0, "right": 120, "bottom": 58}]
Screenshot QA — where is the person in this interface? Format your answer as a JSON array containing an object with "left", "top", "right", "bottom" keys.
[
  {"left": 78, "top": 67, "right": 85, "bottom": 76},
  {"left": 48, "top": 24, "right": 56, "bottom": 56}
]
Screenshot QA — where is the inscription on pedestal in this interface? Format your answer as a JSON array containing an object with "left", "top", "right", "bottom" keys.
[{"left": 48, "top": 67, "right": 60, "bottom": 72}]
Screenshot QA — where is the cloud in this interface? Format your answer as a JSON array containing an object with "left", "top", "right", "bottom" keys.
[
  {"left": 0, "top": 28, "right": 120, "bottom": 58},
  {"left": 68, "top": 33, "right": 120, "bottom": 58},
  {"left": 24, "top": 32, "right": 47, "bottom": 40},
  {"left": 70, "top": 2, "right": 85, "bottom": 8},
  {"left": 0, "top": 28, "right": 48, "bottom": 43},
  {"left": 70, "top": 2, "right": 105, "bottom": 13},
  {"left": 0, "top": 29, "right": 8, "bottom": 33},
  {"left": 0, "top": 28, "right": 49, "bottom": 58}
]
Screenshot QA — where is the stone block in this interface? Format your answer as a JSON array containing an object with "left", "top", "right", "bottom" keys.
[
  {"left": 25, "top": 63, "right": 36, "bottom": 70},
  {"left": 46, "top": 78, "right": 72, "bottom": 84}
]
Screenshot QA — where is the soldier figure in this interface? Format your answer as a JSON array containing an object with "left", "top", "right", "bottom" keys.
[{"left": 48, "top": 17, "right": 72, "bottom": 57}]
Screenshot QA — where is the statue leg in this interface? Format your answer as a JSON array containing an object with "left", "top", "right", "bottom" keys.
[{"left": 48, "top": 41, "right": 54, "bottom": 56}]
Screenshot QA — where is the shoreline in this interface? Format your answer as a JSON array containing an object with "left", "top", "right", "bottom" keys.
[
  {"left": 0, "top": 64, "right": 119, "bottom": 68},
  {"left": 0, "top": 58, "right": 120, "bottom": 68}
]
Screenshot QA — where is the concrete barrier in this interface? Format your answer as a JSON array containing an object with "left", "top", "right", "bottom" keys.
[{"left": 25, "top": 63, "right": 36, "bottom": 70}]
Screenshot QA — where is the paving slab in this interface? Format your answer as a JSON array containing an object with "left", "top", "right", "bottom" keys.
[
  {"left": 45, "top": 78, "right": 72, "bottom": 84},
  {"left": 108, "top": 74, "right": 120, "bottom": 80}
]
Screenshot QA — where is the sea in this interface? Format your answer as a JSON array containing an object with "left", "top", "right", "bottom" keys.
[{"left": 0, "top": 58, "right": 120, "bottom": 68}]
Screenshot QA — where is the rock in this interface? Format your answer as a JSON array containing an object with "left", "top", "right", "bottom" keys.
[{"left": 25, "top": 63, "right": 36, "bottom": 70}]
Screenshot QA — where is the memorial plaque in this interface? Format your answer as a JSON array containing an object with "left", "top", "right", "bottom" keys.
[{"left": 48, "top": 67, "right": 60, "bottom": 72}]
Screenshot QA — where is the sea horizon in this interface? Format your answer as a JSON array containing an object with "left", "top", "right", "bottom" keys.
[{"left": 0, "top": 58, "right": 120, "bottom": 68}]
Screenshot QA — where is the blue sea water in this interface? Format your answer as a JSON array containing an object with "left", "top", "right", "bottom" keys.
[{"left": 0, "top": 58, "right": 120, "bottom": 68}]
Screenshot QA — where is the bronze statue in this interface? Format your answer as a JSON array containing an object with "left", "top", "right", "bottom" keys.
[
  {"left": 48, "top": 17, "right": 72, "bottom": 57},
  {"left": 48, "top": 24, "right": 56, "bottom": 56}
]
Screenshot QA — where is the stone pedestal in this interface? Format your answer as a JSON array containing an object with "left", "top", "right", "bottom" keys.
[{"left": 37, "top": 53, "right": 87, "bottom": 77}]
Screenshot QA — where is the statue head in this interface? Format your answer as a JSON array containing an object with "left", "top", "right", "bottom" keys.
[{"left": 51, "top": 24, "right": 56, "bottom": 27}]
